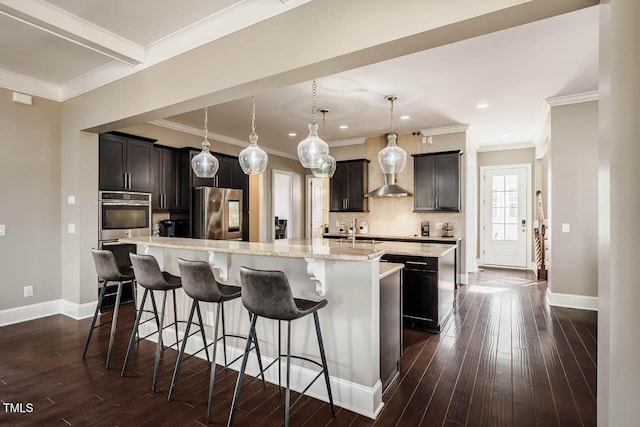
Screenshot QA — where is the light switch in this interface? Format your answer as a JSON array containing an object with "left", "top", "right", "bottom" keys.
[
  {"left": 0, "top": 224, "right": 5, "bottom": 236},
  {"left": 562, "top": 223, "right": 570, "bottom": 233},
  {"left": 67, "top": 195, "right": 76, "bottom": 205},
  {"left": 68, "top": 223, "right": 76, "bottom": 234}
]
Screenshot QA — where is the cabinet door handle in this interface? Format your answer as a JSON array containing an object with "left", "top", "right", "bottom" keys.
[
  {"left": 128, "top": 173, "right": 132, "bottom": 189},
  {"left": 435, "top": 195, "right": 438, "bottom": 209},
  {"left": 406, "top": 261, "right": 429, "bottom": 266}
]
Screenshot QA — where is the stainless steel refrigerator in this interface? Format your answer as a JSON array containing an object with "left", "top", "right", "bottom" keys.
[{"left": 193, "top": 187, "right": 243, "bottom": 240}]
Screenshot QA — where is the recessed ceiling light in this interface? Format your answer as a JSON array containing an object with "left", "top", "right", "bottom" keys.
[
  {"left": 501, "top": 134, "right": 509, "bottom": 138},
  {"left": 339, "top": 125, "right": 348, "bottom": 129},
  {"left": 288, "top": 132, "right": 297, "bottom": 137},
  {"left": 400, "top": 115, "right": 410, "bottom": 120},
  {"left": 476, "top": 103, "right": 489, "bottom": 109}
]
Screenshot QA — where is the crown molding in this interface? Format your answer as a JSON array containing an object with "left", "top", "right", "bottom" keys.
[
  {"left": 150, "top": 119, "right": 298, "bottom": 161},
  {"left": 0, "top": 0, "right": 144, "bottom": 65},
  {"left": 328, "top": 137, "right": 367, "bottom": 147},
  {"left": 0, "top": 69, "right": 62, "bottom": 101},
  {"left": 2, "top": 0, "right": 311, "bottom": 101},
  {"left": 476, "top": 141, "right": 535, "bottom": 153},
  {"left": 419, "top": 124, "right": 469, "bottom": 136},
  {"left": 545, "top": 91, "right": 599, "bottom": 106}
]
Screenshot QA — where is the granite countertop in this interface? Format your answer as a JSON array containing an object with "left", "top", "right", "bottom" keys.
[
  {"left": 121, "top": 236, "right": 385, "bottom": 261},
  {"left": 322, "top": 232, "right": 461, "bottom": 243},
  {"left": 379, "top": 262, "right": 404, "bottom": 279},
  {"left": 374, "top": 241, "right": 456, "bottom": 258}
]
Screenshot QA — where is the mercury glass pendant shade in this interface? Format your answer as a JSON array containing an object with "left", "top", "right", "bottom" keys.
[
  {"left": 311, "top": 154, "right": 336, "bottom": 178},
  {"left": 191, "top": 141, "right": 219, "bottom": 178},
  {"left": 297, "top": 122, "right": 329, "bottom": 169},
  {"left": 239, "top": 131, "right": 268, "bottom": 175},
  {"left": 377, "top": 132, "right": 407, "bottom": 174}
]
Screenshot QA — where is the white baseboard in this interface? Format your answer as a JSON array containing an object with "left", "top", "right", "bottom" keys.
[
  {"left": 62, "top": 300, "right": 97, "bottom": 320},
  {"left": 458, "top": 273, "right": 468, "bottom": 285},
  {"left": 546, "top": 289, "right": 598, "bottom": 311},
  {"left": 0, "top": 300, "right": 63, "bottom": 327},
  {"left": 0, "top": 299, "right": 99, "bottom": 327},
  {"left": 138, "top": 323, "right": 383, "bottom": 419}
]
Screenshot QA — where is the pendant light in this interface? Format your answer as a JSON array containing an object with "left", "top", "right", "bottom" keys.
[
  {"left": 377, "top": 95, "right": 407, "bottom": 174},
  {"left": 191, "top": 107, "right": 219, "bottom": 178},
  {"left": 311, "top": 109, "right": 336, "bottom": 178},
  {"left": 239, "top": 96, "right": 268, "bottom": 175},
  {"left": 297, "top": 79, "right": 329, "bottom": 168}
]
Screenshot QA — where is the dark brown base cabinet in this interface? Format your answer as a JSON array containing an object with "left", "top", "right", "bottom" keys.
[{"left": 383, "top": 250, "right": 456, "bottom": 332}]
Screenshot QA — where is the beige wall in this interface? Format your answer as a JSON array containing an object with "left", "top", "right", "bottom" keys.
[
  {"left": 0, "top": 88, "right": 62, "bottom": 310},
  {"left": 549, "top": 101, "right": 598, "bottom": 298}
]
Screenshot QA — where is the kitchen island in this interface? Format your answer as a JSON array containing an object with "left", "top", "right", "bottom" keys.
[{"left": 122, "top": 236, "right": 388, "bottom": 418}]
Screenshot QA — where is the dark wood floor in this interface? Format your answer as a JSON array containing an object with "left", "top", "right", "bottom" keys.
[{"left": 0, "top": 268, "right": 596, "bottom": 426}]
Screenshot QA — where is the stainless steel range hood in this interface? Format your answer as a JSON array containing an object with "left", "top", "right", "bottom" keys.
[{"left": 365, "top": 173, "right": 412, "bottom": 197}]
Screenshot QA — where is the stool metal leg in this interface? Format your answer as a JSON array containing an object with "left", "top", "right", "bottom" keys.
[
  {"left": 105, "top": 281, "right": 123, "bottom": 369},
  {"left": 278, "top": 320, "right": 282, "bottom": 396},
  {"left": 131, "top": 280, "right": 139, "bottom": 340},
  {"left": 285, "top": 320, "right": 292, "bottom": 427},
  {"left": 314, "top": 312, "right": 336, "bottom": 417},
  {"left": 148, "top": 290, "right": 161, "bottom": 343},
  {"left": 168, "top": 299, "right": 197, "bottom": 401},
  {"left": 207, "top": 303, "right": 222, "bottom": 424},
  {"left": 172, "top": 289, "right": 179, "bottom": 349},
  {"left": 221, "top": 302, "right": 228, "bottom": 368},
  {"left": 194, "top": 302, "right": 210, "bottom": 363},
  {"left": 227, "top": 314, "right": 258, "bottom": 427},
  {"left": 249, "top": 314, "right": 266, "bottom": 387},
  {"left": 122, "top": 288, "right": 150, "bottom": 376},
  {"left": 83, "top": 279, "right": 109, "bottom": 359},
  {"left": 152, "top": 290, "right": 168, "bottom": 392}
]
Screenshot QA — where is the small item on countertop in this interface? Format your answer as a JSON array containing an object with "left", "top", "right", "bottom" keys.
[
  {"left": 359, "top": 220, "right": 369, "bottom": 234},
  {"left": 324, "top": 224, "right": 329, "bottom": 233},
  {"left": 442, "top": 223, "right": 454, "bottom": 237},
  {"left": 421, "top": 221, "right": 430, "bottom": 236},
  {"left": 338, "top": 224, "right": 346, "bottom": 233},
  {"left": 348, "top": 220, "right": 355, "bottom": 235}
]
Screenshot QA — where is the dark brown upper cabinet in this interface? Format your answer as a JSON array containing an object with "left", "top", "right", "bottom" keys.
[
  {"left": 412, "top": 150, "right": 461, "bottom": 212},
  {"left": 330, "top": 159, "right": 370, "bottom": 212},
  {"left": 99, "top": 132, "right": 155, "bottom": 193},
  {"left": 151, "top": 146, "right": 180, "bottom": 210}
]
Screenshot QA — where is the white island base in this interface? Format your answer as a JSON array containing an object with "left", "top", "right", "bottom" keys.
[{"left": 123, "top": 237, "right": 387, "bottom": 419}]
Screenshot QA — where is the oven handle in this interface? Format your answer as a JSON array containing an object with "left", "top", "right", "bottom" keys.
[
  {"left": 100, "top": 240, "right": 124, "bottom": 247},
  {"left": 100, "top": 201, "right": 151, "bottom": 207}
]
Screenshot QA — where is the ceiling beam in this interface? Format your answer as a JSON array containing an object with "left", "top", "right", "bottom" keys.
[{"left": 0, "top": 0, "right": 144, "bottom": 65}]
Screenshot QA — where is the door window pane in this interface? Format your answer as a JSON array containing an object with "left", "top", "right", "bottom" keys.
[{"left": 491, "top": 174, "right": 518, "bottom": 241}]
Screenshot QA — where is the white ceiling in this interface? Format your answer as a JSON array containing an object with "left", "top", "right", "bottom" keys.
[{"left": 0, "top": 1, "right": 599, "bottom": 152}]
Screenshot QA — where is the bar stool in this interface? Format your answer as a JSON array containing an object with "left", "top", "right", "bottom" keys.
[
  {"left": 84, "top": 249, "right": 137, "bottom": 369},
  {"left": 121, "top": 253, "right": 182, "bottom": 392},
  {"left": 169, "top": 259, "right": 266, "bottom": 423},
  {"left": 228, "top": 267, "right": 336, "bottom": 427}
]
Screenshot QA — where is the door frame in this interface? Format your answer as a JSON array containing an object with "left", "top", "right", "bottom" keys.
[
  {"left": 479, "top": 163, "right": 532, "bottom": 269},
  {"left": 272, "top": 169, "right": 293, "bottom": 240}
]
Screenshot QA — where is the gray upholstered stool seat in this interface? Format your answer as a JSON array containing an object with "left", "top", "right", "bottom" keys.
[
  {"left": 121, "top": 253, "right": 183, "bottom": 392},
  {"left": 169, "top": 259, "right": 265, "bottom": 423},
  {"left": 228, "top": 266, "right": 335, "bottom": 427},
  {"left": 84, "top": 249, "right": 138, "bottom": 369}
]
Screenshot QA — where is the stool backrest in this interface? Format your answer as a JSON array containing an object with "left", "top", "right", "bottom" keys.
[
  {"left": 178, "top": 259, "right": 224, "bottom": 302},
  {"left": 91, "top": 249, "right": 121, "bottom": 281},
  {"left": 240, "top": 266, "right": 299, "bottom": 320},
  {"left": 129, "top": 253, "right": 165, "bottom": 289}
]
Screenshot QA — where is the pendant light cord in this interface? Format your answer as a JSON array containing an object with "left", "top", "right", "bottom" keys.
[
  {"left": 251, "top": 96, "right": 257, "bottom": 140},
  {"left": 389, "top": 97, "right": 395, "bottom": 134},
  {"left": 203, "top": 107, "right": 209, "bottom": 147},
  {"left": 312, "top": 79, "right": 317, "bottom": 124}
]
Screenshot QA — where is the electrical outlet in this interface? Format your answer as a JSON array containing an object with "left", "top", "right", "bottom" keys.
[
  {"left": 562, "top": 223, "right": 570, "bottom": 233},
  {"left": 24, "top": 286, "right": 33, "bottom": 297},
  {"left": 436, "top": 222, "right": 443, "bottom": 230},
  {"left": 67, "top": 195, "right": 76, "bottom": 205},
  {"left": 68, "top": 223, "right": 76, "bottom": 234},
  {"left": 0, "top": 224, "right": 5, "bottom": 236}
]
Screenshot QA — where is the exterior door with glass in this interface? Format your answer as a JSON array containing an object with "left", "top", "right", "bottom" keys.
[{"left": 482, "top": 166, "right": 529, "bottom": 268}]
